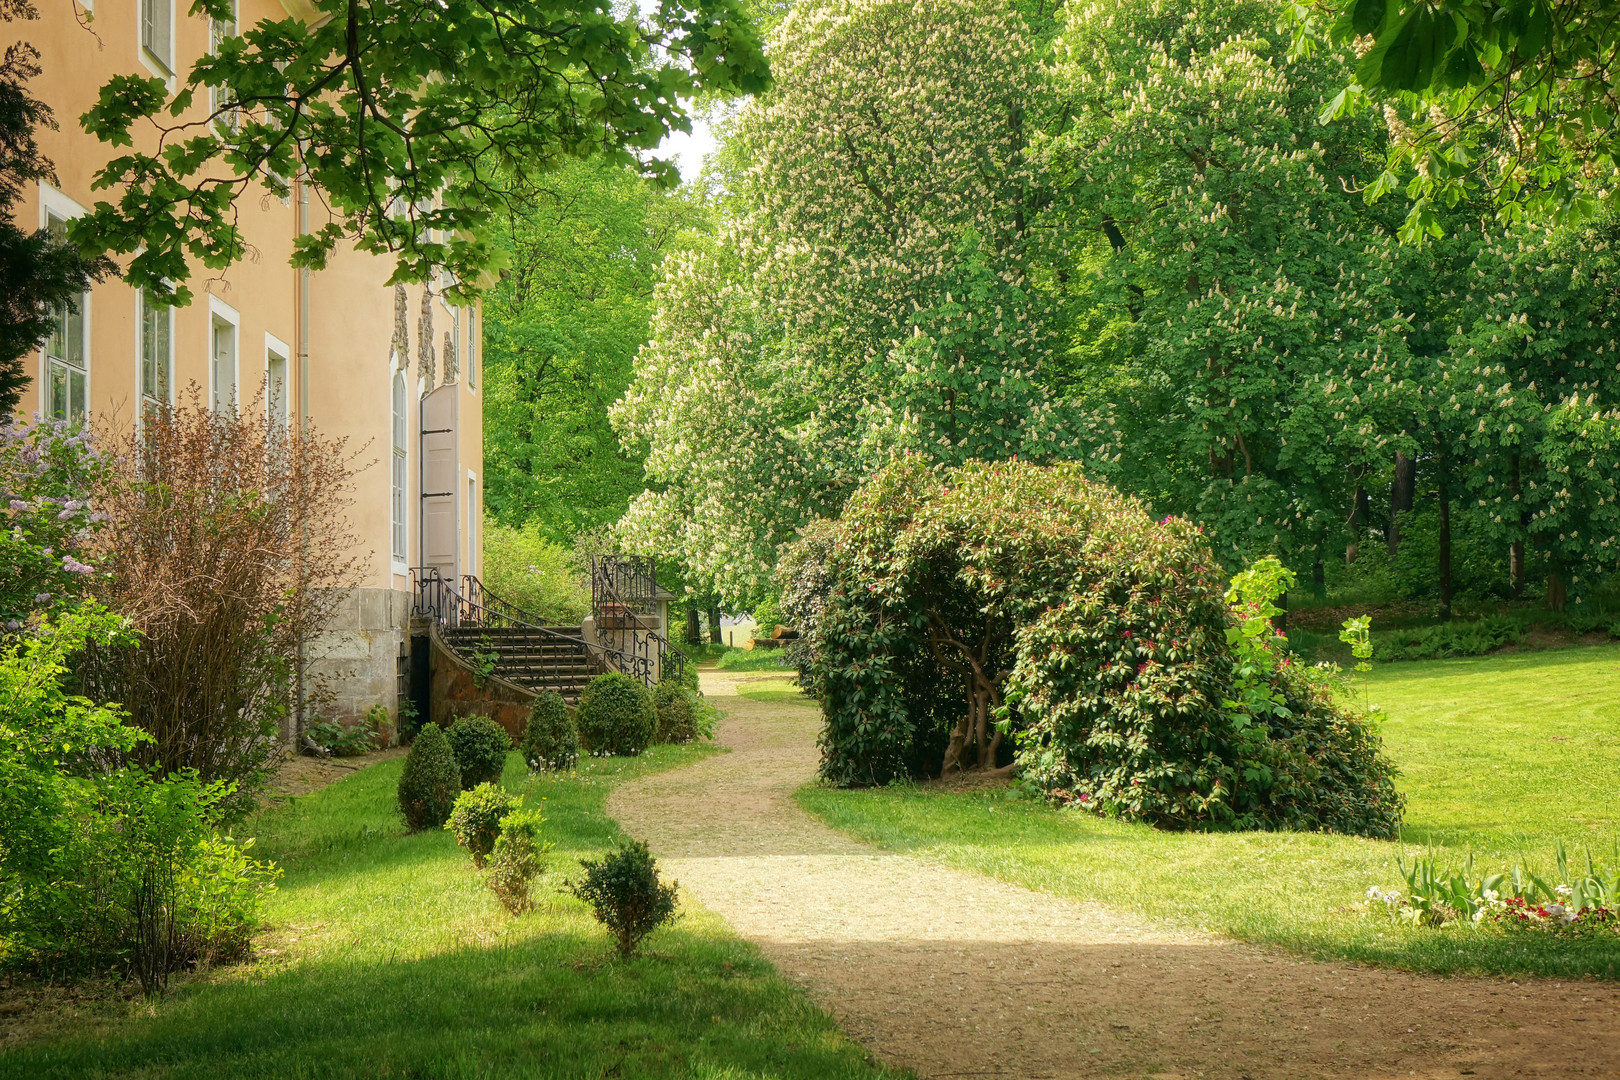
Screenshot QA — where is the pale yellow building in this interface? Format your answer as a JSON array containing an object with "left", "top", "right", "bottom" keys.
[{"left": 11, "top": 0, "right": 485, "bottom": 731}]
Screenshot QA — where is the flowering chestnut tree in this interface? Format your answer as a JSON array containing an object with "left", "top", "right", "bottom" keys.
[
  {"left": 1046, "top": 0, "right": 1426, "bottom": 573},
  {"left": 614, "top": 0, "right": 1101, "bottom": 601}
]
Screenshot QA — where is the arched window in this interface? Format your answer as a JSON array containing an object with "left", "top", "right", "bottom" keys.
[{"left": 391, "top": 371, "right": 407, "bottom": 562}]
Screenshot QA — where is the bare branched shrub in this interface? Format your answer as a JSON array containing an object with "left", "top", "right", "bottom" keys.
[{"left": 80, "top": 387, "right": 364, "bottom": 794}]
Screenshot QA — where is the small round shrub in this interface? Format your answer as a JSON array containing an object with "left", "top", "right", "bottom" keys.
[
  {"left": 652, "top": 680, "right": 696, "bottom": 744},
  {"left": 486, "top": 808, "right": 551, "bottom": 915},
  {"left": 397, "top": 722, "right": 461, "bottom": 831},
  {"left": 522, "top": 689, "right": 578, "bottom": 771},
  {"left": 567, "top": 840, "right": 679, "bottom": 956},
  {"left": 446, "top": 715, "right": 511, "bottom": 789},
  {"left": 575, "top": 673, "right": 654, "bottom": 756},
  {"left": 446, "top": 783, "right": 520, "bottom": 868}
]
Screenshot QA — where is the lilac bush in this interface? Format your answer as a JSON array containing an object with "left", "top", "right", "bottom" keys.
[{"left": 0, "top": 416, "right": 107, "bottom": 625}]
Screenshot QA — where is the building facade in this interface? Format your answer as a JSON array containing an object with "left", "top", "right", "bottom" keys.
[{"left": 11, "top": 0, "right": 484, "bottom": 734}]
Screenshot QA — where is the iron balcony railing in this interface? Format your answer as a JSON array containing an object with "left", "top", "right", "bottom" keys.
[
  {"left": 589, "top": 555, "right": 686, "bottom": 686},
  {"left": 410, "top": 568, "right": 657, "bottom": 689}
]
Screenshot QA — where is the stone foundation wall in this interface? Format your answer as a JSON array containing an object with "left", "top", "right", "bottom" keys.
[
  {"left": 427, "top": 622, "right": 535, "bottom": 743},
  {"left": 305, "top": 587, "right": 413, "bottom": 742}
]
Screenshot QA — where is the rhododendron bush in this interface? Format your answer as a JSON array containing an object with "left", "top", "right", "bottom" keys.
[{"left": 801, "top": 458, "right": 1403, "bottom": 836}]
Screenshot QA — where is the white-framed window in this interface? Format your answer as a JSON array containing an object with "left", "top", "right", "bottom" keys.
[
  {"left": 265, "top": 333, "right": 290, "bottom": 433},
  {"left": 466, "top": 470, "right": 477, "bottom": 576},
  {"left": 40, "top": 187, "right": 89, "bottom": 424},
  {"left": 466, "top": 307, "right": 478, "bottom": 389},
  {"left": 138, "top": 287, "right": 172, "bottom": 411},
  {"left": 392, "top": 372, "right": 408, "bottom": 563},
  {"left": 208, "top": 297, "right": 239, "bottom": 415},
  {"left": 140, "top": 0, "right": 174, "bottom": 77},
  {"left": 209, "top": 1, "right": 239, "bottom": 131}
]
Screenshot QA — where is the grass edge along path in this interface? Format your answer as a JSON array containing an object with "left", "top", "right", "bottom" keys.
[
  {"left": 797, "top": 645, "right": 1620, "bottom": 983},
  {"left": 1, "top": 744, "right": 902, "bottom": 1080}
]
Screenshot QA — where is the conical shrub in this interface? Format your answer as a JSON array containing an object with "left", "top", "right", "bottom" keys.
[
  {"left": 522, "top": 689, "right": 578, "bottom": 771},
  {"left": 398, "top": 722, "right": 461, "bottom": 831}
]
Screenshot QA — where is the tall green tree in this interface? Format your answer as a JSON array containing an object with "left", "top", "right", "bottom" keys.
[
  {"left": 75, "top": 0, "right": 768, "bottom": 303},
  {"left": 482, "top": 161, "right": 709, "bottom": 540},
  {"left": 614, "top": 0, "right": 1088, "bottom": 602},
  {"left": 1046, "top": 0, "right": 1414, "bottom": 574},
  {"left": 1446, "top": 218, "right": 1620, "bottom": 608}
]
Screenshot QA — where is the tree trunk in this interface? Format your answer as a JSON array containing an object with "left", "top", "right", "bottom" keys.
[
  {"left": 1547, "top": 570, "right": 1568, "bottom": 613},
  {"left": 708, "top": 601, "right": 723, "bottom": 645},
  {"left": 1388, "top": 452, "right": 1416, "bottom": 557},
  {"left": 1312, "top": 556, "right": 1326, "bottom": 599},
  {"left": 1346, "top": 486, "right": 1368, "bottom": 564},
  {"left": 1510, "top": 454, "right": 1526, "bottom": 599},
  {"left": 1437, "top": 457, "right": 1453, "bottom": 622},
  {"left": 684, "top": 606, "right": 701, "bottom": 647}
]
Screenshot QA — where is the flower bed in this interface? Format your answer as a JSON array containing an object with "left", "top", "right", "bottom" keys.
[{"left": 1366, "top": 846, "right": 1620, "bottom": 937}]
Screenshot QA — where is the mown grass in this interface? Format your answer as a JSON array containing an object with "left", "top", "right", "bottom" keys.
[
  {"left": 736, "top": 676, "right": 810, "bottom": 706},
  {"left": 713, "top": 648, "right": 794, "bottom": 673},
  {"left": 797, "top": 645, "right": 1620, "bottom": 981},
  {"left": 1, "top": 747, "right": 898, "bottom": 1079}
]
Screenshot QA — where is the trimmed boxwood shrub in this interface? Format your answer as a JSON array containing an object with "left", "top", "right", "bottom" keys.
[
  {"left": 800, "top": 458, "right": 1403, "bottom": 837},
  {"left": 575, "top": 672, "right": 654, "bottom": 757},
  {"left": 398, "top": 722, "right": 461, "bottom": 831},
  {"left": 447, "top": 783, "right": 520, "bottom": 868},
  {"left": 522, "top": 689, "right": 578, "bottom": 771},
  {"left": 446, "top": 715, "right": 511, "bottom": 789},
  {"left": 567, "top": 840, "right": 678, "bottom": 956},
  {"left": 652, "top": 680, "right": 696, "bottom": 744},
  {"left": 486, "top": 808, "right": 550, "bottom": 915}
]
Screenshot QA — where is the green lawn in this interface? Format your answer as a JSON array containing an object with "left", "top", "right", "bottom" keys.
[
  {"left": 736, "top": 676, "right": 809, "bottom": 706},
  {"left": 3, "top": 747, "right": 897, "bottom": 1080},
  {"left": 713, "top": 648, "right": 794, "bottom": 673},
  {"left": 797, "top": 645, "right": 1620, "bottom": 981}
]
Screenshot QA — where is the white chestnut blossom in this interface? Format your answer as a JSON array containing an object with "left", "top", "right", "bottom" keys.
[{"left": 614, "top": 0, "right": 1099, "bottom": 600}]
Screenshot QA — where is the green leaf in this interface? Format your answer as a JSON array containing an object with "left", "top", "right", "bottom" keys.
[{"left": 1350, "top": 0, "right": 1386, "bottom": 37}]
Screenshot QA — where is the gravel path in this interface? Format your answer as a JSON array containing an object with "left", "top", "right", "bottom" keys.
[{"left": 608, "top": 670, "right": 1620, "bottom": 1080}]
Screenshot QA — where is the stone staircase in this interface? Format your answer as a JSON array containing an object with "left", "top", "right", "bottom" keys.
[{"left": 439, "top": 624, "right": 600, "bottom": 705}]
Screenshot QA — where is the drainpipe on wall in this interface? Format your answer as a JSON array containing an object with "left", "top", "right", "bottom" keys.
[{"left": 294, "top": 171, "right": 311, "bottom": 743}]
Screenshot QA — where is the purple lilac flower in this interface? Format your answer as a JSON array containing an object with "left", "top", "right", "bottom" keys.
[
  {"left": 8, "top": 500, "right": 25, "bottom": 511},
  {"left": 34, "top": 593, "right": 50, "bottom": 605}
]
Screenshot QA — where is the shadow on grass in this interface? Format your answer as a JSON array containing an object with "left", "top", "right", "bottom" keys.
[
  {"left": 0, "top": 926, "right": 889, "bottom": 1080},
  {"left": 4, "top": 743, "right": 890, "bottom": 1080}
]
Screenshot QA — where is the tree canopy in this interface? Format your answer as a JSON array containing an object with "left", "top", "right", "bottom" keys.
[
  {"left": 482, "top": 160, "right": 708, "bottom": 540},
  {"left": 75, "top": 0, "right": 769, "bottom": 304},
  {"left": 614, "top": 0, "right": 1097, "bottom": 601},
  {"left": 1286, "top": 0, "right": 1620, "bottom": 238},
  {"left": 607, "top": 0, "right": 1620, "bottom": 619}
]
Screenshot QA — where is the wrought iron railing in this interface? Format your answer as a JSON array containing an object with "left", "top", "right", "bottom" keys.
[
  {"left": 410, "top": 568, "right": 656, "bottom": 689},
  {"left": 589, "top": 555, "right": 686, "bottom": 686}
]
